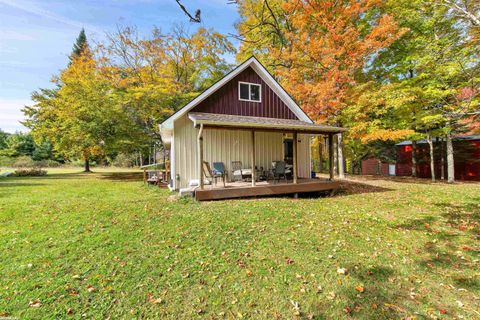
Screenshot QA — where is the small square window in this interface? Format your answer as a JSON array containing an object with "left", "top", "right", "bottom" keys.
[
  {"left": 239, "top": 83, "right": 249, "bottom": 100},
  {"left": 238, "top": 82, "right": 261, "bottom": 102}
]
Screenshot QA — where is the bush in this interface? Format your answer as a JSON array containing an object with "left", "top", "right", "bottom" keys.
[
  {"left": 112, "top": 153, "right": 137, "bottom": 167},
  {"left": 34, "top": 159, "right": 61, "bottom": 168},
  {"left": 0, "top": 156, "right": 15, "bottom": 167},
  {"left": 14, "top": 168, "right": 47, "bottom": 176},
  {"left": 12, "top": 156, "right": 35, "bottom": 168}
]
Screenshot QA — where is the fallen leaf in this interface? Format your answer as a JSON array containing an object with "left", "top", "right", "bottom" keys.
[
  {"left": 355, "top": 285, "right": 365, "bottom": 293},
  {"left": 337, "top": 267, "right": 347, "bottom": 275},
  {"left": 87, "top": 285, "right": 96, "bottom": 293},
  {"left": 29, "top": 300, "right": 41, "bottom": 308}
]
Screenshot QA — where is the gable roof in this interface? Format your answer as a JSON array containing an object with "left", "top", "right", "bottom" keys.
[{"left": 160, "top": 56, "right": 312, "bottom": 130}]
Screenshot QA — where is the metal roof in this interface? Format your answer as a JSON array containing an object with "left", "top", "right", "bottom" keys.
[
  {"left": 396, "top": 135, "right": 480, "bottom": 146},
  {"left": 188, "top": 112, "right": 345, "bottom": 134}
]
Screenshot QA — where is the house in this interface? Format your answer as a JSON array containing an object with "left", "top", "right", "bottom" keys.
[
  {"left": 159, "top": 57, "right": 345, "bottom": 200},
  {"left": 396, "top": 135, "right": 480, "bottom": 181}
]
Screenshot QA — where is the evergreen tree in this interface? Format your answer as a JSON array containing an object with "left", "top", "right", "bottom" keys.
[{"left": 70, "top": 28, "right": 88, "bottom": 60}]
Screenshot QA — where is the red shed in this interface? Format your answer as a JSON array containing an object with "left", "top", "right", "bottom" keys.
[{"left": 396, "top": 135, "right": 480, "bottom": 181}]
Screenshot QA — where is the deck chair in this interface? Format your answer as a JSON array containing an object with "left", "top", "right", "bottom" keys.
[
  {"left": 203, "top": 162, "right": 226, "bottom": 187},
  {"left": 147, "top": 170, "right": 161, "bottom": 185},
  {"left": 212, "top": 162, "right": 227, "bottom": 187},
  {"left": 272, "top": 161, "right": 288, "bottom": 183},
  {"left": 231, "top": 161, "right": 252, "bottom": 182}
]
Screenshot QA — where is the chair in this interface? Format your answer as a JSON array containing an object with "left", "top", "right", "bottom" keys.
[
  {"left": 231, "top": 161, "right": 252, "bottom": 182},
  {"left": 203, "top": 162, "right": 226, "bottom": 187},
  {"left": 147, "top": 170, "right": 161, "bottom": 185},
  {"left": 213, "top": 162, "right": 227, "bottom": 187},
  {"left": 272, "top": 161, "right": 288, "bottom": 183}
]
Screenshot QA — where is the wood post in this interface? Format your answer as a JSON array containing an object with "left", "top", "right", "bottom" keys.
[
  {"left": 328, "top": 134, "right": 334, "bottom": 181},
  {"left": 293, "top": 132, "right": 298, "bottom": 184},
  {"left": 198, "top": 124, "right": 204, "bottom": 190},
  {"left": 251, "top": 130, "right": 256, "bottom": 186},
  {"left": 143, "top": 169, "right": 147, "bottom": 184}
]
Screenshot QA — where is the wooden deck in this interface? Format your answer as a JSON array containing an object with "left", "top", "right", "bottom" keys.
[{"left": 195, "top": 178, "right": 340, "bottom": 201}]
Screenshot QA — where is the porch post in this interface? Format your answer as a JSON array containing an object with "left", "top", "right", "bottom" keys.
[
  {"left": 328, "top": 133, "right": 334, "bottom": 181},
  {"left": 293, "top": 131, "right": 298, "bottom": 184},
  {"left": 198, "top": 124, "right": 204, "bottom": 190},
  {"left": 251, "top": 130, "right": 256, "bottom": 186}
]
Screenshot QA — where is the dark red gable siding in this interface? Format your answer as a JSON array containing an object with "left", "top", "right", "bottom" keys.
[{"left": 192, "top": 66, "right": 298, "bottom": 119}]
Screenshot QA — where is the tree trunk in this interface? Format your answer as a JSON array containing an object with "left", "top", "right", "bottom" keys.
[
  {"left": 426, "top": 133, "right": 435, "bottom": 182},
  {"left": 411, "top": 140, "right": 417, "bottom": 177},
  {"left": 333, "top": 135, "right": 338, "bottom": 177},
  {"left": 438, "top": 137, "right": 445, "bottom": 180},
  {"left": 337, "top": 133, "right": 345, "bottom": 179},
  {"left": 84, "top": 158, "right": 90, "bottom": 172},
  {"left": 446, "top": 132, "right": 455, "bottom": 183}
]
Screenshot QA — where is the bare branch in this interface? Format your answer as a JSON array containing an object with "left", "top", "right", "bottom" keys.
[{"left": 175, "top": 0, "right": 201, "bottom": 23}]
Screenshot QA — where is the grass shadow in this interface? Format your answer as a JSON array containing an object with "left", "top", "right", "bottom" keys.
[
  {"left": 99, "top": 172, "right": 144, "bottom": 182},
  {"left": 336, "top": 180, "right": 392, "bottom": 197}
]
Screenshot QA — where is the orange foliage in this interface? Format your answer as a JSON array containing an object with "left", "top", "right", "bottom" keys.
[{"left": 273, "top": 0, "right": 406, "bottom": 123}]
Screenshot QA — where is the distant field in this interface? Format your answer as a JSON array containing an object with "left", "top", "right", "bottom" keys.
[{"left": 0, "top": 170, "right": 478, "bottom": 319}]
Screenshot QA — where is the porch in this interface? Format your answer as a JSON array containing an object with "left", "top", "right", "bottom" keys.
[
  {"left": 195, "top": 178, "right": 340, "bottom": 201},
  {"left": 189, "top": 112, "right": 345, "bottom": 201}
]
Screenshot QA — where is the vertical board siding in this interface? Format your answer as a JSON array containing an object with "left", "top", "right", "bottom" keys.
[
  {"left": 193, "top": 67, "right": 297, "bottom": 120},
  {"left": 297, "top": 134, "right": 312, "bottom": 178}
]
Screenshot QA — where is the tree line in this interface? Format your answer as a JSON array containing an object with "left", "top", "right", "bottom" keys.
[
  {"left": 22, "top": 25, "right": 234, "bottom": 171},
  {"left": 20, "top": 0, "right": 478, "bottom": 182}
]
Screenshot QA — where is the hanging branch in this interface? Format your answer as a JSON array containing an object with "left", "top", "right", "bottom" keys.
[{"left": 175, "top": 0, "right": 201, "bottom": 23}]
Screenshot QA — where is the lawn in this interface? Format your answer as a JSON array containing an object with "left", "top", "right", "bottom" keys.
[{"left": 0, "top": 169, "right": 479, "bottom": 319}]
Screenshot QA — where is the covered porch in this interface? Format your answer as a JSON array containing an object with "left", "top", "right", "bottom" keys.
[{"left": 191, "top": 112, "right": 345, "bottom": 201}]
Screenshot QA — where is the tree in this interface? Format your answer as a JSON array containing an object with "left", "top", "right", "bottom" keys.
[
  {"left": 0, "top": 132, "right": 35, "bottom": 157},
  {"left": 0, "top": 129, "right": 9, "bottom": 150},
  {"left": 71, "top": 28, "right": 88, "bottom": 60},
  {"left": 237, "top": 0, "right": 406, "bottom": 178}
]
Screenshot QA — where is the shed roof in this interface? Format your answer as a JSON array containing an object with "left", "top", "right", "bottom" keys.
[
  {"left": 188, "top": 112, "right": 345, "bottom": 134},
  {"left": 396, "top": 135, "right": 480, "bottom": 146}
]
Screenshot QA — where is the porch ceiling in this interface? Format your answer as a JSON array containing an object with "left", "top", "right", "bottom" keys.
[{"left": 188, "top": 112, "right": 345, "bottom": 134}]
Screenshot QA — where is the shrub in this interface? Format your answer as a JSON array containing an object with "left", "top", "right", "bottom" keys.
[
  {"left": 14, "top": 168, "right": 47, "bottom": 176},
  {"left": 12, "top": 156, "right": 35, "bottom": 168},
  {"left": 34, "top": 159, "right": 61, "bottom": 168},
  {"left": 112, "top": 153, "right": 137, "bottom": 167},
  {"left": 0, "top": 156, "right": 15, "bottom": 167}
]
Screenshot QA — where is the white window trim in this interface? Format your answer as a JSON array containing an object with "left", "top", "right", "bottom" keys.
[{"left": 238, "top": 81, "right": 262, "bottom": 103}]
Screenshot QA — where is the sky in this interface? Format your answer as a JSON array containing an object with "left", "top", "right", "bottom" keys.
[{"left": 0, "top": 0, "right": 240, "bottom": 133}]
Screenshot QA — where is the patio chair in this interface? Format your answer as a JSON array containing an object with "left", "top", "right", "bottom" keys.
[
  {"left": 213, "top": 162, "right": 227, "bottom": 187},
  {"left": 146, "top": 170, "right": 161, "bottom": 185},
  {"left": 231, "top": 161, "right": 252, "bottom": 182},
  {"left": 271, "top": 161, "right": 288, "bottom": 183},
  {"left": 203, "top": 162, "right": 226, "bottom": 187}
]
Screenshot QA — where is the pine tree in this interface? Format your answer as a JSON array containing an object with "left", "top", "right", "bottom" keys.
[{"left": 70, "top": 28, "right": 88, "bottom": 60}]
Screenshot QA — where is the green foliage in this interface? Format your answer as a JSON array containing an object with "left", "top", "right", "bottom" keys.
[
  {"left": 71, "top": 28, "right": 88, "bottom": 60},
  {"left": 0, "top": 132, "right": 35, "bottom": 157}
]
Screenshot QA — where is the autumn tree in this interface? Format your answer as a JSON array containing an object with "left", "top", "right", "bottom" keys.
[{"left": 236, "top": 0, "right": 405, "bottom": 177}]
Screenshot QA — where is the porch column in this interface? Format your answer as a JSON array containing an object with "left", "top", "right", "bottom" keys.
[
  {"left": 198, "top": 124, "right": 204, "bottom": 190},
  {"left": 251, "top": 130, "right": 256, "bottom": 186},
  {"left": 328, "top": 133, "right": 334, "bottom": 181},
  {"left": 293, "top": 131, "right": 298, "bottom": 184}
]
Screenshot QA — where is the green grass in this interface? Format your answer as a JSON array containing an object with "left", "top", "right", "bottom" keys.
[{"left": 1, "top": 169, "right": 479, "bottom": 319}]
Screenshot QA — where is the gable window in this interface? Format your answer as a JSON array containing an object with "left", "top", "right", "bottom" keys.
[{"left": 239, "top": 82, "right": 261, "bottom": 102}]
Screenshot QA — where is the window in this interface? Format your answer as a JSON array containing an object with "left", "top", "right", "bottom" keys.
[{"left": 238, "top": 82, "right": 261, "bottom": 102}]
